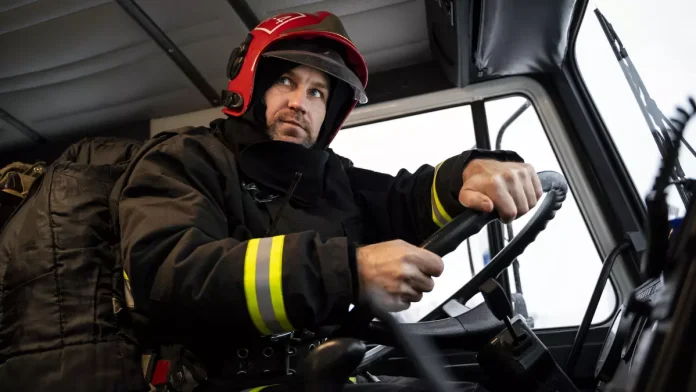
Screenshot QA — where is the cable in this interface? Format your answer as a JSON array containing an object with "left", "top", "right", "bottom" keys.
[
  {"left": 654, "top": 97, "right": 695, "bottom": 195},
  {"left": 669, "top": 97, "right": 696, "bottom": 163},
  {"left": 669, "top": 97, "right": 696, "bottom": 202},
  {"left": 565, "top": 241, "right": 632, "bottom": 376},
  {"left": 670, "top": 97, "right": 696, "bottom": 133}
]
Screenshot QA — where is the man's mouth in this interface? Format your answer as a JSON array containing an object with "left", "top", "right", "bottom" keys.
[
  {"left": 281, "top": 119, "right": 304, "bottom": 130},
  {"left": 280, "top": 121, "right": 308, "bottom": 139},
  {"left": 271, "top": 119, "right": 312, "bottom": 147}
]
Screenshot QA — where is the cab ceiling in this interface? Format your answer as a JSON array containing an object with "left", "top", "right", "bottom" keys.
[{"left": 0, "top": 0, "right": 433, "bottom": 152}]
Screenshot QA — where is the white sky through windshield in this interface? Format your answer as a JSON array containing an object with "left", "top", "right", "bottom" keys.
[{"left": 577, "top": 0, "right": 696, "bottom": 216}]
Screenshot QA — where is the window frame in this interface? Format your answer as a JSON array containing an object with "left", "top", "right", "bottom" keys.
[
  {"left": 342, "top": 75, "right": 631, "bottom": 327},
  {"left": 560, "top": 0, "right": 648, "bottom": 284}
]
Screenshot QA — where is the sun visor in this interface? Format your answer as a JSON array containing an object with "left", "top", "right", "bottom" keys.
[
  {"left": 425, "top": 0, "right": 576, "bottom": 87},
  {"left": 475, "top": 0, "right": 575, "bottom": 78}
]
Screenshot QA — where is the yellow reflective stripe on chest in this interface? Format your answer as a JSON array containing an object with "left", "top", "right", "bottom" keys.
[
  {"left": 431, "top": 162, "right": 453, "bottom": 228},
  {"left": 244, "top": 236, "right": 294, "bottom": 335}
]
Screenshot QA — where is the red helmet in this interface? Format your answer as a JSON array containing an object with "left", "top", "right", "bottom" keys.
[{"left": 222, "top": 11, "right": 369, "bottom": 146}]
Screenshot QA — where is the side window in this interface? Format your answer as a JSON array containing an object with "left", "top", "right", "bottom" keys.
[
  {"left": 485, "top": 96, "right": 617, "bottom": 329},
  {"left": 330, "top": 105, "right": 490, "bottom": 323}
]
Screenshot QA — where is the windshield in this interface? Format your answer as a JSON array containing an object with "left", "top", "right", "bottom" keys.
[{"left": 575, "top": 0, "right": 696, "bottom": 218}]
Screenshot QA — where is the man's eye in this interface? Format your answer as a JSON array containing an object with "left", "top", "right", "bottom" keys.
[
  {"left": 309, "top": 89, "right": 324, "bottom": 99},
  {"left": 278, "top": 76, "right": 291, "bottom": 85}
]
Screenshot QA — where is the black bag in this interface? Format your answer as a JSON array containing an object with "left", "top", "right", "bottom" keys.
[
  {"left": 0, "top": 126, "right": 231, "bottom": 392},
  {"left": 0, "top": 136, "right": 147, "bottom": 392}
]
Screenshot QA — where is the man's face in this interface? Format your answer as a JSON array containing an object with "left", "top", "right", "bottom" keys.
[{"left": 264, "top": 65, "right": 330, "bottom": 147}]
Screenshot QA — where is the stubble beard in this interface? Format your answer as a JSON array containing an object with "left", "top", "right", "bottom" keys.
[{"left": 267, "top": 120, "right": 315, "bottom": 148}]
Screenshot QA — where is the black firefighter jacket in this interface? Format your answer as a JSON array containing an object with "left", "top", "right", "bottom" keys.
[{"left": 114, "top": 116, "right": 523, "bottom": 369}]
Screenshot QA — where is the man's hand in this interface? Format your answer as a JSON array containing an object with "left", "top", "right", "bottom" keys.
[
  {"left": 356, "top": 240, "right": 444, "bottom": 312},
  {"left": 458, "top": 159, "right": 542, "bottom": 224}
]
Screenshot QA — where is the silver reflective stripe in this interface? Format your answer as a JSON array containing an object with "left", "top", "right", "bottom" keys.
[{"left": 255, "top": 237, "right": 284, "bottom": 334}]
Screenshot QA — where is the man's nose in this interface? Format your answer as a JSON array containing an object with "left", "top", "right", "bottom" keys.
[{"left": 287, "top": 88, "right": 308, "bottom": 113}]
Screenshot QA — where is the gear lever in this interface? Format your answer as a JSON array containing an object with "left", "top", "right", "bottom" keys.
[
  {"left": 300, "top": 338, "right": 366, "bottom": 392},
  {"left": 480, "top": 279, "right": 523, "bottom": 345},
  {"left": 476, "top": 279, "right": 580, "bottom": 391}
]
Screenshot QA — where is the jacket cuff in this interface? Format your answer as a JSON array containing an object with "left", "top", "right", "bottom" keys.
[
  {"left": 347, "top": 242, "right": 360, "bottom": 303},
  {"left": 431, "top": 149, "right": 524, "bottom": 227}
]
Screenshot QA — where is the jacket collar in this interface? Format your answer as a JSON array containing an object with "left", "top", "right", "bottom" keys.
[{"left": 211, "top": 116, "right": 331, "bottom": 206}]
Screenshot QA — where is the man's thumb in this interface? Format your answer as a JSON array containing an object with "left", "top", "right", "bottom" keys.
[{"left": 458, "top": 189, "right": 494, "bottom": 212}]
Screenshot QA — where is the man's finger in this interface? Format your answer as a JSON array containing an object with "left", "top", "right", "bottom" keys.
[
  {"left": 377, "top": 292, "right": 410, "bottom": 312},
  {"left": 409, "top": 249, "right": 445, "bottom": 277},
  {"left": 400, "top": 283, "right": 424, "bottom": 303},
  {"left": 386, "top": 298, "right": 411, "bottom": 312},
  {"left": 458, "top": 189, "right": 494, "bottom": 213},
  {"left": 407, "top": 272, "right": 435, "bottom": 293},
  {"left": 489, "top": 176, "right": 518, "bottom": 223},
  {"left": 505, "top": 172, "right": 530, "bottom": 217},
  {"left": 531, "top": 169, "right": 543, "bottom": 199},
  {"left": 523, "top": 174, "right": 539, "bottom": 210}
]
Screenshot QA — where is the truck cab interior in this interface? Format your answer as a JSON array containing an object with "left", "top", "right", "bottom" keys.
[{"left": 1, "top": 1, "right": 695, "bottom": 391}]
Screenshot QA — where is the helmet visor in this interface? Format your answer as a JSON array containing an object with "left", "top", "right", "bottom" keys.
[{"left": 262, "top": 49, "right": 368, "bottom": 104}]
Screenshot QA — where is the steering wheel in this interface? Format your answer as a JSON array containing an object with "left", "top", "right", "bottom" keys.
[{"left": 331, "top": 170, "right": 568, "bottom": 367}]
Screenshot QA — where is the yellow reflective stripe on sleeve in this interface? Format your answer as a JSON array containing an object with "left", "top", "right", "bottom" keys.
[
  {"left": 244, "top": 238, "right": 270, "bottom": 335},
  {"left": 269, "top": 235, "right": 293, "bottom": 331},
  {"left": 244, "top": 236, "right": 295, "bottom": 336},
  {"left": 431, "top": 162, "right": 453, "bottom": 228},
  {"left": 349, "top": 376, "right": 357, "bottom": 384}
]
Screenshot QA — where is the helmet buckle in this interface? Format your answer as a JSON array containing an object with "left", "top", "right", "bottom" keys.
[{"left": 222, "top": 91, "right": 244, "bottom": 110}]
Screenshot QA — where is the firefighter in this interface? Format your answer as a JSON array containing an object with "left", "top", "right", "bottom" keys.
[{"left": 116, "top": 11, "right": 542, "bottom": 392}]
